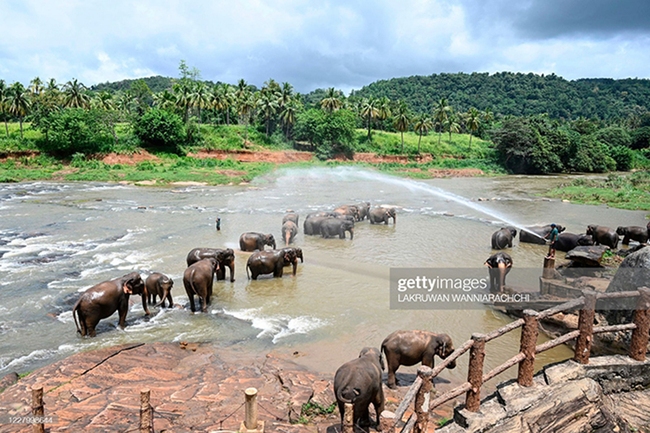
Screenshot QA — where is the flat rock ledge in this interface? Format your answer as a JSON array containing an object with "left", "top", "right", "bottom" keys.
[
  {"left": 438, "top": 355, "right": 650, "bottom": 433},
  {"left": 0, "top": 342, "right": 341, "bottom": 433}
]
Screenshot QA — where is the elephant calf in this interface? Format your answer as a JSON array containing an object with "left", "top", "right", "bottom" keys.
[
  {"left": 586, "top": 225, "right": 619, "bottom": 249},
  {"left": 381, "top": 330, "right": 456, "bottom": 389},
  {"left": 73, "top": 272, "right": 149, "bottom": 337},
  {"left": 239, "top": 232, "right": 276, "bottom": 252},
  {"left": 145, "top": 272, "right": 174, "bottom": 308},
  {"left": 183, "top": 258, "right": 218, "bottom": 313},
  {"left": 616, "top": 226, "right": 649, "bottom": 245},
  {"left": 491, "top": 227, "right": 517, "bottom": 249},
  {"left": 334, "top": 347, "right": 385, "bottom": 429}
]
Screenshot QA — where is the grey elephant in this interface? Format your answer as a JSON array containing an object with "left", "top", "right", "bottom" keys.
[
  {"left": 186, "top": 247, "right": 235, "bottom": 282},
  {"left": 280, "top": 247, "right": 303, "bottom": 264},
  {"left": 281, "top": 220, "right": 298, "bottom": 246},
  {"left": 239, "top": 232, "right": 276, "bottom": 251},
  {"left": 491, "top": 227, "right": 517, "bottom": 249},
  {"left": 355, "top": 202, "right": 371, "bottom": 221},
  {"left": 586, "top": 225, "right": 619, "bottom": 249},
  {"left": 145, "top": 272, "right": 174, "bottom": 308},
  {"left": 519, "top": 224, "right": 565, "bottom": 244},
  {"left": 485, "top": 252, "right": 512, "bottom": 292},
  {"left": 616, "top": 226, "right": 649, "bottom": 245},
  {"left": 183, "top": 258, "right": 219, "bottom": 313},
  {"left": 72, "top": 272, "right": 149, "bottom": 337},
  {"left": 334, "top": 347, "right": 385, "bottom": 429},
  {"left": 321, "top": 218, "right": 354, "bottom": 239},
  {"left": 304, "top": 215, "right": 331, "bottom": 236},
  {"left": 246, "top": 249, "right": 295, "bottom": 280},
  {"left": 334, "top": 205, "right": 361, "bottom": 221},
  {"left": 381, "top": 330, "right": 456, "bottom": 389},
  {"left": 368, "top": 207, "right": 396, "bottom": 225},
  {"left": 554, "top": 233, "right": 594, "bottom": 252},
  {"left": 282, "top": 212, "right": 300, "bottom": 226}
]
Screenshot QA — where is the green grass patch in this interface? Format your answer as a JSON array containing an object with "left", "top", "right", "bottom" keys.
[
  {"left": 293, "top": 402, "right": 337, "bottom": 425},
  {"left": 546, "top": 172, "right": 650, "bottom": 210}
]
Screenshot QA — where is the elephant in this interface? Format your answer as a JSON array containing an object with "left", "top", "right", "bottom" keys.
[
  {"left": 355, "top": 202, "right": 371, "bottom": 221},
  {"left": 334, "top": 347, "right": 385, "bottom": 429},
  {"left": 246, "top": 249, "right": 295, "bottom": 280},
  {"left": 239, "top": 232, "right": 276, "bottom": 252},
  {"left": 281, "top": 220, "right": 298, "bottom": 246},
  {"left": 368, "top": 207, "right": 396, "bottom": 225},
  {"left": 304, "top": 215, "right": 330, "bottom": 236},
  {"left": 519, "top": 224, "right": 566, "bottom": 244},
  {"left": 485, "top": 252, "right": 513, "bottom": 292},
  {"left": 616, "top": 226, "right": 649, "bottom": 245},
  {"left": 186, "top": 247, "right": 235, "bottom": 282},
  {"left": 321, "top": 218, "right": 354, "bottom": 239},
  {"left": 282, "top": 212, "right": 300, "bottom": 226},
  {"left": 183, "top": 258, "right": 219, "bottom": 313},
  {"left": 280, "top": 247, "right": 303, "bottom": 264},
  {"left": 554, "top": 233, "right": 594, "bottom": 252},
  {"left": 586, "top": 225, "right": 619, "bottom": 249},
  {"left": 333, "top": 205, "right": 361, "bottom": 221},
  {"left": 145, "top": 272, "right": 174, "bottom": 308},
  {"left": 381, "top": 330, "right": 456, "bottom": 389},
  {"left": 72, "top": 272, "right": 149, "bottom": 337},
  {"left": 491, "top": 227, "right": 517, "bottom": 249}
]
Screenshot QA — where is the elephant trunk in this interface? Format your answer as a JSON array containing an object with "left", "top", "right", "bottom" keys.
[
  {"left": 292, "top": 259, "right": 298, "bottom": 276},
  {"left": 228, "top": 260, "right": 235, "bottom": 282},
  {"left": 497, "top": 262, "right": 507, "bottom": 291},
  {"left": 349, "top": 228, "right": 354, "bottom": 240},
  {"left": 285, "top": 231, "right": 291, "bottom": 246}
]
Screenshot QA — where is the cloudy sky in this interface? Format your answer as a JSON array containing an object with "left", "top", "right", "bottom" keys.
[{"left": 1, "top": 0, "right": 648, "bottom": 93}]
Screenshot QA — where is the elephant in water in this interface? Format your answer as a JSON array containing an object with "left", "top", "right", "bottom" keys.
[
  {"left": 73, "top": 272, "right": 149, "bottom": 337},
  {"left": 239, "top": 232, "right": 276, "bottom": 252},
  {"left": 381, "top": 330, "right": 456, "bottom": 389},
  {"left": 491, "top": 227, "right": 517, "bottom": 249},
  {"left": 145, "top": 272, "right": 174, "bottom": 308},
  {"left": 616, "top": 226, "right": 648, "bottom": 245},
  {"left": 368, "top": 207, "right": 396, "bottom": 225},
  {"left": 334, "top": 347, "right": 385, "bottom": 429},
  {"left": 184, "top": 258, "right": 219, "bottom": 313},
  {"left": 246, "top": 249, "right": 296, "bottom": 280},
  {"left": 485, "top": 252, "right": 512, "bottom": 292},
  {"left": 519, "top": 224, "right": 565, "bottom": 244},
  {"left": 186, "top": 247, "right": 235, "bottom": 282},
  {"left": 282, "top": 212, "right": 299, "bottom": 226},
  {"left": 281, "top": 220, "right": 298, "bottom": 246},
  {"left": 586, "top": 225, "right": 619, "bottom": 249},
  {"left": 554, "top": 233, "right": 594, "bottom": 252},
  {"left": 333, "top": 205, "right": 361, "bottom": 221},
  {"left": 321, "top": 218, "right": 354, "bottom": 239}
]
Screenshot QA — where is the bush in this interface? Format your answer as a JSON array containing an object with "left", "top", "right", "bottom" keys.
[
  {"left": 592, "top": 126, "right": 632, "bottom": 148},
  {"left": 608, "top": 145, "right": 635, "bottom": 171},
  {"left": 36, "top": 108, "right": 114, "bottom": 157},
  {"left": 630, "top": 126, "right": 650, "bottom": 149},
  {"left": 133, "top": 108, "right": 185, "bottom": 152}
]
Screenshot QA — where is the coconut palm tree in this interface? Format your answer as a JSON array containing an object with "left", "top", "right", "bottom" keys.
[
  {"left": 360, "top": 97, "right": 380, "bottom": 140},
  {"left": 237, "top": 89, "right": 256, "bottom": 144},
  {"left": 279, "top": 82, "right": 294, "bottom": 109},
  {"left": 393, "top": 101, "right": 411, "bottom": 153},
  {"left": 93, "top": 91, "right": 115, "bottom": 111},
  {"left": 63, "top": 78, "right": 90, "bottom": 109},
  {"left": 29, "top": 77, "right": 44, "bottom": 96},
  {"left": 190, "top": 82, "right": 210, "bottom": 124},
  {"left": 377, "top": 96, "right": 391, "bottom": 130},
  {"left": 465, "top": 107, "right": 481, "bottom": 149},
  {"left": 0, "top": 80, "right": 9, "bottom": 137},
  {"left": 433, "top": 97, "right": 450, "bottom": 146},
  {"left": 153, "top": 90, "right": 177, "bottom": 111},
  {"left": 7, "top": 82, "right": 31, "bottom": 139},
  {"left": 257, "top": 90, "right": 279, "bottom": 138},
  {"left": 444, "top": 110, "right": 461, "bottom": 143},
  {"left": 279, "top": 99, "right": 300, "bottom": 140},
  {"left": 320, "top": 87, "right": 342, "bottom": 114},
  {"left": 413, "top": 114, "right": 433, "bottom": 154},
  {"left": 117, "top": 91, "right": 136, "bottom": 115}
]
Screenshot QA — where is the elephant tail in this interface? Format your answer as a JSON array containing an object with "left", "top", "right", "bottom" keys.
[
  {"left": 337, "top": 386, "right": 361, "bottom": 403},
  {"left": 72, "top": 297, "right": 82, "bottom": 335}
]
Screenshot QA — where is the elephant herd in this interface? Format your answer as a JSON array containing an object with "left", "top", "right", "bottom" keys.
[
  {"left": 334, "top": 330, "right": 456, "bottom": 429},
  {"left": 72, "top": 203, "right": 397, "bottom": 337}
]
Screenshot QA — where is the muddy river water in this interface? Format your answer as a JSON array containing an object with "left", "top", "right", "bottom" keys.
[{"left": 0, "top": 167, "right": 647, "bottom": 391}]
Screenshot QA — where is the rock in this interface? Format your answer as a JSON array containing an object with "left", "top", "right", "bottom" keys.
[
  {"left": 0, "top": 372, "right": 19, "bottom": 392},
  {"left": 565, "top": 245, "right": 609, "bottom": 267},
  {"left": 604, "top": 246, "right": 650, "bottom": 325}
]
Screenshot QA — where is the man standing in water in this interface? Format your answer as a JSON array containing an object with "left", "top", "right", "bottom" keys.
[{"left": 545, "top": 223, "right": 559, "bottom": 259}]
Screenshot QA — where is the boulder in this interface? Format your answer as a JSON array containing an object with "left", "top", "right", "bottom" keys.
[
  {"left": 565, "top": 245, "right": 608, "bottom": 267},
  {"left": 604, "top": 246, "right": 650, "bottom": 325}
]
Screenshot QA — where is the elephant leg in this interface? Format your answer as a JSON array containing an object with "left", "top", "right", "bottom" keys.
[
  {"left": 166, "top": 292, "right": 173, "bottom": 308},
  {"left": 373, "top": 389, "right": 385, "bottom": 428},
  {"left": 623, "top": 236, "right": 630, "bottom": 245},
  {"left": 292, "top": 260, "right": 298, "bottom": 276},
  {"left": 358, "top": 405, "right": 371, "bottom": 427},
  {"left": 201, "top": 295, "right": 209, "bottom": 313},
  {"left": 188, "top": 294, "right": 196, "bottom": 313},
  {"left": 118, "top": 306, "right": 128, "bottom": 329},
  {"left": 386, "top": 359, "right": 399, "bottom": 388}
]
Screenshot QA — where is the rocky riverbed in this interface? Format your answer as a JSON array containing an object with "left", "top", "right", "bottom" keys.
[{"left": 0, "top": 342, "right": 452, "bottom": 433}]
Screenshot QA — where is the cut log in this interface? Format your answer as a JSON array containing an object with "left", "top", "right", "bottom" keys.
[{"left": 566, "top": 245, "right": 608, "bottom": 267}]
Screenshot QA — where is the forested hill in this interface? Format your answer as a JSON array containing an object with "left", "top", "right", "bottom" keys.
[{"left": 350, "top": 72, "right": 650, "bottom": 121}]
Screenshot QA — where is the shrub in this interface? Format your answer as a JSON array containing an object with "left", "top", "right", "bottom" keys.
[
  {"left": 608, "top": 145, "right": 635, "bottom": 171},
  {"left": 133, "top": 108, "right": 185, "bottom": 153},
  {"left": 36, "top": 108, "right": 113, "bottom": 157}
]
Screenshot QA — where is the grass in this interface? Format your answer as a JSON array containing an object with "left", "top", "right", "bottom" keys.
[
  {"left": 546, "top": 172, "right": 650, "bottom": 211},
  {"left": 293, "top": 401, "right": 337, "bottom": 425}
]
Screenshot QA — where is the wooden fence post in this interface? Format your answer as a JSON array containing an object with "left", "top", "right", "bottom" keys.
[
  {"left": 31, "top": 385, "right": 44, "bottom": 433},
  {"left": 139, "top": 388, "right": 153, "bottom": 433},
  {"left": 342, "top": 402, "right": 354, "bottom": 433},
  {"left": 542, "top": 257, "right": 555, "bottom": 279},
  {"left": 414, "top": 366, "right": 433, "bottom": 433},
  {"left": 517, "top": 309, "right": 539, "bottom": 386},
  {"left": 630, "top": 287, "right": 650, "bottom": 361},
  {"left": 465, "top": 333, "right": 486, "bottom": 412},
  {"left": 574, "top": 290, "right": 597, "bottom": 364}
]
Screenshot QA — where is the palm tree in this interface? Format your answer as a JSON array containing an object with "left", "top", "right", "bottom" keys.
[
  {"left": 173, "top": 81, "right": 193, "bottom": 122},
  {"left": 63, "top": 78, "right": 90, "bottom": 109},
  {"left": 279, "top": 82, "right": 294, "bottom": 109},
  {"left": 393, "top": 101, "right": 411, "bottom": 153},
  {"left": 279, "top": 99, "right": 300, "bottom": 140},
  {"left": 210, "top": 84, "right": 233, "bottom": 125},
  {"left": 0, "top": 80, "right": 9, "bottom": 137},
  {"left": 93, "top": 91, "right": 115, "bottom": 111},
  {"left": 465, "top": 107, "right": 481, "bottom": 149},
  {"left": 237, "top": 89, "right": 256, "bottom": 143},
  {"left": 190, "top": 82, "right": 210, "bottom": 124},
  {"left": 29, "top": 77, "right": 44, "bottom": 96},
  {"left": 257, "top": 90, "right": 279, "bottom": 138},
  {"left": 7, "top": 82, "right": 31, "bottom": 139},
  {"left": 413, "top": 114, "right": 433, "bottom": 153},
  {"left": 360, "top": 97, "right": 379, "bottom": 140},
  {"left": 444, "top": 110, "right": 461, "bottom": 142},
  {"left": 117, "top": 91, "right": 136, "bottom": 115},
  {"left": 320, "top": 87, "right": 342, "bottom": 113},
  {"left": 377, "top": 96, "right": 391, "bottom": 130},
  {"left": 433, "top": 97, "right": 450, "bottom": 146},
  {"left": 153, "top": 90, "right": 177, "bottom": 111}
]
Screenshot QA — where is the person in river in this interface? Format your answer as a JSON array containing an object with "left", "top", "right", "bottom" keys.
[{"left": 544, "top": 223, "right": 560, "bottom": 259}]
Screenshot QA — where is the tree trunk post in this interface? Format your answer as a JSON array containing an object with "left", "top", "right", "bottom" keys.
[
  {"left": 31, "top": 385, "right": 44, "bottom": 433},
  {"left": 139, "top": 388, "right": 153, "bottom": 433},
  {"left": 414, "top": 366, "right": 433, "bottom": 433},
  {"left": 517, "top": 309, "right": 539, "bottom": 386},
  {"left": 245, "top": 387, "right": 259, "bottom": 430},
  {"left": 542, "top": 257, "right": 555, "bottom": 279},
  {"left": 465, "top": 333, "right": 486, "bottom": 412},
  {"left": 342, "top": 402, "right": 354, "bottom": 433},
  {"left": 574, "top": 290, "right": 597, "bottom": 364},
  {"left": 630, "top": 287, "right": 650, "bottom": 361}
]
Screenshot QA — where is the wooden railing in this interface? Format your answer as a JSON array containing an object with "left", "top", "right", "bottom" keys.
[{"left": 380, "top": 286, "right": 650, "bottom": 433}]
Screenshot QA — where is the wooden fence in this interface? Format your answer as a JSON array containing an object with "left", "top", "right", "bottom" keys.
[{"left": 380, "top": 286, "right": 650, "bottom": 433}]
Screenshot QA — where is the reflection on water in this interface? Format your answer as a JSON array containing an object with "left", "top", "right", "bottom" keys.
[{"left": 0, "top": 168, "right": 646, "bottom": 392}]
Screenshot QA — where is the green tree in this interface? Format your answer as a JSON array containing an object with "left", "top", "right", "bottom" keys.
[
  {"left": 190, "top": 81, "right": 210, "bottom": 124},
  {"left": 153, "top": 90, "right": 177, "bottom": 112},
  {"left": 294, "top": 108, "right": 355, "bottom": 159},
  {"left": 63, "top": 78, "right": 90, "bottom": 109},
  {"left": 433, "top": 97, "right": 450, "bottom": 146},
  {"left": 279, "top": 99, "right": 301, "bottom": 140},
  {"left": 360, "top": 97, "right": 379, "bottom": 140},
  {"left": 377, "top": 96, "right": 391, "bottom": 130},
  {"left": 0, "top": 80, "right": 9, "bottom": 137},
  {"left": 36, "top": 108, "right": 113, "bottom": 156},
  {"left": 7, "top": 82, "right": 31, "bottom": 139},
  {"left": 257, "top": 90, "right": 279, "bottom": 138},
  {"left": 133, "top": 108, "right": 185, "bottom": 153},
  {"left": 320, "top": 87, "right": 342, "bottom": 113},
  {"left": 444, "top": 111, "right": 460, "bottom": 142},
  {"left": 393, "top": 101, "right": 411, "bottom": 153},
  {"left": 465, "top": 107, "right": 481, "bottom": 149},
  {"left": 413, "top": 114, "right": 433, "bottom": 153}
]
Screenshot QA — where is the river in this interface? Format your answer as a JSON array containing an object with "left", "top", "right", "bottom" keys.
[{"left": 0, "top": 167, "right": 646, "bottom": 392}]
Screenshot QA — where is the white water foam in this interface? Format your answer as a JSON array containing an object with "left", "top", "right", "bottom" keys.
[{"left": 221, "top": 308, "right": 326, "bottom": 343}]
